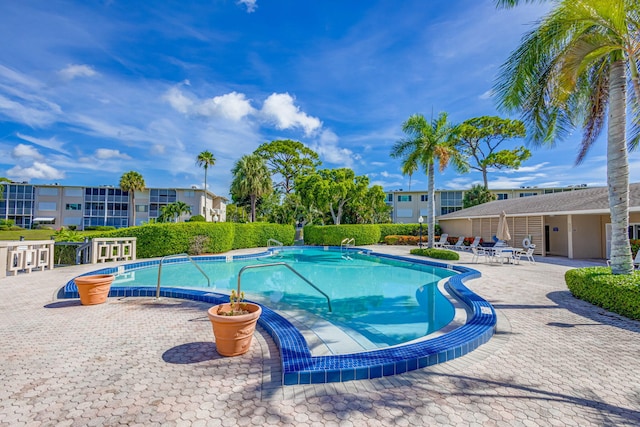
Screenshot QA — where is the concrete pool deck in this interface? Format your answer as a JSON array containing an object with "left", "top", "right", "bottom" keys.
[{"left": 1, "top": 245, "right": 639, "bottom": 426}]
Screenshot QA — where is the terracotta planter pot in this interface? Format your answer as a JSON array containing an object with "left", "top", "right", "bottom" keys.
[
  {"left": 74, "top": 274, "right": 115, "bottom": 305},
  {"left": 207, "top": 303, "right": 262, "bottom": 356}
]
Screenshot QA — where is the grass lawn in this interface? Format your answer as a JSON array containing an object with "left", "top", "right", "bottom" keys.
[{"left": 0, "top": 229, "right": 104, "bottom": 241}]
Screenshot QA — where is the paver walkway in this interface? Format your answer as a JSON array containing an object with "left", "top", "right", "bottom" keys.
[{"left": 1, "top": 246, "right": 639, "bottom": 426}]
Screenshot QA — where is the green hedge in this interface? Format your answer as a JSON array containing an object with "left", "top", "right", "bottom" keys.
[
  {"left": 304, "top": 224, "right": 381, "bottom": 246},
  {"left": 98, "top": 222, "right": 294, "bottom": 258},
  {"left": 231, "top": 222, "right": 295, "bottom": 249},
  {"left": 410, "top": 248, "right": 460, "bottom": 261},
  {"left": 565, "top": 267, "right": 640, "bottom": 320},
  {"left": 378, "top": 223, "right": 442, "bottom": 242}
]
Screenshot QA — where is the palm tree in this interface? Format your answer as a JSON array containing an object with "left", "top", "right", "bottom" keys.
[
  {"left": 196, "top": 150, "right": 216, "bottom": 220},
  {"left": 230, "top": 154, "right": 273, "bottom": 222},
  {"left": 391, "top": 113, "right": 461, "bottom": 248},
  {"left": 119, "top": 171, "right": 145, "bottom": 227},
  {"left": 172, "top": 201, "right": 191, "bottom": 222},
  {"left": 494, "top": 0, "right": 639, "bottom": 274}
]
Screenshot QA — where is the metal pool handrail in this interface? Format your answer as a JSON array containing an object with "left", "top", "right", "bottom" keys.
[
  {"left": 237, "top": 262, "right": 332, "bottom": 312},
  {"left": 267, "top": 238, "right": 284, "bottom": 248},
  {"left": 156, "top": 253, "right": 211, "bottom": 299}
]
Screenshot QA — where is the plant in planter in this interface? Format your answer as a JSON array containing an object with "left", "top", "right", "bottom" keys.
[
  {"left": 207, "top": 289, "right": 262, "bottom": 357},
  {"left": 73, "top": 274, "right": 115, "bottom": 305}
]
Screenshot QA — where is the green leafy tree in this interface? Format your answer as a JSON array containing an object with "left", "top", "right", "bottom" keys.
[
  {"left": 157, "top": 201, "right": 191, "bottom": 223},
  {"left": 463, "top": 184, "right": 497, "bottom": 208},
  {"left": 296, "top": 168, "right": 370, "bottom": 225},
  {"left": 343, "top": 184, "right": 392, "bottom": 224},
  {"left": 391, "top": 113, "right": 462, "bottom": 248},
  {"left": 495, "top": 0, "right": 639, "bottom": 274},
  {"left": 254, "top": 139, "right": 321, "bottom": 193},
  {"left": 119, "top": 171, "right": 145, "bottom": 227},
  {"left": 196, "top": 150, "right": 216, "bottom": 220},
  {"left": 456, "top": 116, "right": 530, "bottom": 189},
  {"left": 0, "top": 177, "right": 11, "bottom": 201},
  {"left": 230, "top": 154, "right": 273, "bottom": 222}
]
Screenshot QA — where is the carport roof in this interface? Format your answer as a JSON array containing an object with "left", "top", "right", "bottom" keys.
[{"left": 438, "top": 182, "right": 640, "bottom": 220}]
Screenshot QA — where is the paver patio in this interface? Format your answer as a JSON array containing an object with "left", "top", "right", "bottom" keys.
[{"left": 1, "top": 246, "right": 639, "bottom": 426}]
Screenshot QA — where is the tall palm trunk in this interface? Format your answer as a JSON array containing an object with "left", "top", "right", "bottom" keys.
[
  {"left": 607, "top": 60, "right": 633, "bottom": 275},
  {"left": 131, "top": 193, "right": 136, "bottom": 227},
  {"left": 203, "top": 168, "right": 208, "bottom": 220},
  {"left": 250, "top": 194, "right": 256, "bottom": 222},
  {"left": 427, "top": 161, "right": 435, "bottom": 249}
]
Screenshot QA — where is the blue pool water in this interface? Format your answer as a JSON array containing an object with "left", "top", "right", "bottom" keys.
[{"left": 114, "top": 248, "right": 457, "bottom": 349}]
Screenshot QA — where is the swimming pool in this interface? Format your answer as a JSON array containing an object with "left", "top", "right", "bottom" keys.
[
  {"left": 60, "top": 246, "right": 497, "bottom": 385},
  {"left": 110, "top": 247, "right": 457, "bottom": 350}
]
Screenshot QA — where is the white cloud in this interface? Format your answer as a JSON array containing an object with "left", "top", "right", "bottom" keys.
[
  {"left": 163, "top": 87, "right": 194, "bottom": 114},
  {"left": 260, "top": 93, "right": 322, "bottom": 136},
  {"left": 0, "top": 94, "right": 60, "bottom": 127},
  {"left": 7, "top": 161, "right": 64, "bottom": 181},
  {"left": 16, "top": 133, "right": 70, "bottom": 155},
  {"left": 12, "top": 144, "right": 43, "bottom": 160},
  {"left": 196, "top": 92, "right": 255, "bottom": 121},
  {"left": 95, "top": 148, "right": 131, "bottom": 160},
  {"left": 237, "top": 0, "right": 257, "bottom": 13},
  {"left": 311, "top": 129, "right": 355, "bottom": 167},
  {"left": 479, "top": 89, "right": 493, "bottom": 100},
  {"left": 502, "top": 162, "right": 549, "bottom": 174},
  {"left": 58, "top": 64, "right": 98, "bottom": 80}
]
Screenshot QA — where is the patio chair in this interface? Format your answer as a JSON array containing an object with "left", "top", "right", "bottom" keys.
[
  {"left": 491, "top": 246, "right": 514, "bottom": 264},
  {"left": 447, "top": 236, "right": 466, "bottom": 250},
  {"left": 433, "top": 233, "right": 449, "bottom": 248},
  {"left": 513, "top": 244, "right": 536, "bottom": 264},
  {"left": 465, "top": 236, "right": 481, "bottom": 252},
  {"left": 471, "top": 246, "right": 490, "bottom": 263}
]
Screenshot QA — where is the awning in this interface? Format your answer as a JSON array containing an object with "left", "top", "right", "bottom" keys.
[{"left": 33, "top": 217, "right": 56, "bottom": 222}]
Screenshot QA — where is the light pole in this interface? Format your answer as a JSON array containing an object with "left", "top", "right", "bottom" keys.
[{"left": 418, "top": 216, "right": 424, "bottom": 249}]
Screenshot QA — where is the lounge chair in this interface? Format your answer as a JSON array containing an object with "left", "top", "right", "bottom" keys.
[
  {"left": 513, "top": 244, "right": 536, "bottom": 264},
  {"left": 471, "top": 246, "right": 490, "bottom": 263},
  {"left": 446, "top": 236, "right": 466, "bottom": 250},
  {"left": 465, "top": 236, "right": 481, "bottom": 252},
  {"left": 433, "top": 233, "right": 449, "bottom": 248}
]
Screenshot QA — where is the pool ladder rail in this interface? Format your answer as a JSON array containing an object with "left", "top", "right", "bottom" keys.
[
  {"left": 238, "top": 262, "right": 332, "bottom": 312},
  {"left": 156, "top": 253, "right": 211, "bottom": 299},
  {"left": 341, "top": 237, "right": 355, "bottom": 260},
  {"left": 267, "top": 238, "right": 284, "bottom": 253}
]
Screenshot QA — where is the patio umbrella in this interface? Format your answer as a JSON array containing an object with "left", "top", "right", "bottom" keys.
[{"left": 497, "top": 211, "right": 511, "bottom": 242}]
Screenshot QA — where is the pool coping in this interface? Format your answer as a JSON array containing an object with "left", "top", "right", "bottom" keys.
[{"left": 57, "top": 246, "right": 496, "bottom": 385}]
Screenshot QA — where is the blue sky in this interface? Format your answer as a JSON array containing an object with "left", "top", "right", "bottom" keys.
[{"left": 1, "top": 0, "right": 638, "bottom": 198}]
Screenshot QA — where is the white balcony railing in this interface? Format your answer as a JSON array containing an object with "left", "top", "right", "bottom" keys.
[
  {"left": 0, "top": 240, "right": 55, "bottom": 278},
  {"left": 91, "top": 237, "right": 137, "bottom": 264}
]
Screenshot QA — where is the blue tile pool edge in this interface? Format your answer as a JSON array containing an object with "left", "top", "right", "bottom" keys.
[{"left": 57, "top": 246, "right": 496, "bottom": 385}]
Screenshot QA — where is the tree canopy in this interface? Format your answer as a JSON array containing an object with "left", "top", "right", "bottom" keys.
[
  {"left": 456, "top": 116, "right": 529, "bottom": 189},
  {"left": 119, "top": 171, "right": 145, "bottom": 227},
  {"left": 254, "top": 139, "right": 321, "bottom": 193},
  {"left": 230, "top": 154, "right": 273, "bottom": 222}
]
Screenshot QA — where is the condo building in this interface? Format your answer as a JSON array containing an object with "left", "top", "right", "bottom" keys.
[{"left": 0, "top": 182, "right": 227, "bottom": 230}]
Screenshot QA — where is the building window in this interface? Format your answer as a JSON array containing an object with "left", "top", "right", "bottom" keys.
[
  {"left": 386, "top": 194, "right": 393, "bottom": 202},
  {"left": 420, "top": 195, "right": 428, "bottom": 202},
  {"left": 496, "top": 193, "right": 508, "bottom": 200},
  {"left": 38, "top": 187, "right": 59, "bottom": 196},
  {"left": 630, "top": 224, "right": 640, "bottom": 240},
  {"left": 519, "top": 192, "right": 538, "bottom": 197},
  {"left": 38, "top": 202, "right": 57, "bottom": 211},
  {"left": 439, "top": 191, "right": 463, "bottom": 215},
  {"left": 136, "top": 204, "right": 148, "bottom": 212},
  {"left": 397, "top": 195, "right": 412, "bottom": 202},
  {"left": 183, "top": 190, "right": 195, "bottom": 197},
  {"left": 64, "top": 188, "right": 83, "bottom": 197},
  {"left": 397, "top": 209, "right": 413, "bottom": 218},
  {"left": 66, "top": 203, "right": 82, "bottom": 211}
]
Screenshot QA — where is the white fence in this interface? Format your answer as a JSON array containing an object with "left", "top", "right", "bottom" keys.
[
  {"left": 0, "top": 240, "right": 55, "bottom": 278},
  {"left": 0, "top": 237, "right": 137, "bottom": 278},
  {"left": 91, "top": 237, "right": 137, "bottom": 264}
]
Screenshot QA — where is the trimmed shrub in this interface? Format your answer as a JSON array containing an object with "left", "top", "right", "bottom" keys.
[
  {"left": 188, "top": 214, "right": 206, "bottom": 222},
  {"left": 97, "top": 222, "right": 294, "bottom": 258},
  {"left": 304, "top": 224, "right": 381, "bottom": 246},
  {"left": 378, "top": 223, "right": 442, "bottom": 242},
  {"left": 565, "top": 267, "right": 640, "bottom": 320},
  {"left": 231, "top": 223, "right": 295, "bottom": 249},
  {"left": 84, "top": 225, "right": 116, "bottom": 231},
  {"left": 383, "top": 235, "right": 426, "bottom": 245},
  {"left": 99, "top": 222, "right": 235, "bottom": 258},
  {"left": 410, "top": 248, "right": 460, "bottom": 261}
]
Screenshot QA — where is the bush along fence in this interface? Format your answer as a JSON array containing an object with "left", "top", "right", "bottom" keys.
[{"left": 303, "top": 223, "right": 443, "bottom": 246}]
